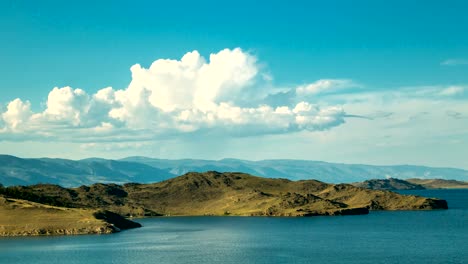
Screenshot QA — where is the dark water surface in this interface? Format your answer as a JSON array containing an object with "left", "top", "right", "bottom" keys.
[{"left": 0, "top": 189, "right": 466, "bottom": 264}]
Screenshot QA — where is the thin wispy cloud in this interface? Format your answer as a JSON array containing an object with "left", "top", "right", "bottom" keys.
[
  {"left": 439, "top": 86, "right": 466, "bottom": 96},
  {"left": 440, "top": 59, "right": 468, "bottom": 66}
]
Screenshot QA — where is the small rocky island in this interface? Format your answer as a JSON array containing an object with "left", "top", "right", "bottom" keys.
[{"left": 0, "top": 171, "right": 448, "bottom": 236}]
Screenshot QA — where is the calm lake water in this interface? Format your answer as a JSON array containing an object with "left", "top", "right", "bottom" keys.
[{"left": 0, "top": 189, "right": 466, "bottom": 264}]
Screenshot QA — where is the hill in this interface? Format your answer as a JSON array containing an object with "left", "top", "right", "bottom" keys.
[
  {"left": 353, "top": 178, "right": 425, "bottom": 190},
  {"left": 0, "top": 172, "right": 448, "bottom": 219}
]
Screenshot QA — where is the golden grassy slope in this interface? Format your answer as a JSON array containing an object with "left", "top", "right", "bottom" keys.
[
  {"left": 0, "top": 196, "right": 140, "bottom": 236},
  {"left": 0, "top": 196, "right": 115, "bottom": 236}
]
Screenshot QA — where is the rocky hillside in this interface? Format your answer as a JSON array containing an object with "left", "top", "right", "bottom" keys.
[{"left": 1, "top": 172, "right": 448, "bottom": 219}]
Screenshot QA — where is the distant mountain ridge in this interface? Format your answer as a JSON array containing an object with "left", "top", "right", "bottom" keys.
[
  {"left": 121, "top": 156, "right": 468, "bottom": 182},
  {"left": 1, "top": 154, "right": 467, "bottom": 187},
  {"left": 0, "top": 155, "right": 173, "bottom": 187}
]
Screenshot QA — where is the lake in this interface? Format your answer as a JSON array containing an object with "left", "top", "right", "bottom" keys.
[{"left": 0, "top": 189, "right": 466, "bottom": 264}]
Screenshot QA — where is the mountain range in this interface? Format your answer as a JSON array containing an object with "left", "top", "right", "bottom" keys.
[
  {"left": 1, "top": 154, "right": 467, "bottom": 187},
  {"left": 0, "top": 155, "right": 172, "bottom": 187}
]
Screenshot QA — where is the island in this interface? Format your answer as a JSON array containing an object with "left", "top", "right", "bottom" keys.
[{"left": 0, "top": 171, "right": 448, "bottom": 236}]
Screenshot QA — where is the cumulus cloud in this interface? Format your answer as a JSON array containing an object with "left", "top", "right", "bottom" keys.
[
  {"left": 0, "top": 48, "right": 348, "bottom": 142},
  {"left": 1, "top": 98, "right": 33, "bottom": 130},
  {"left": 43, "top": 87, "right": 90, "bottom": 125},
  {"left": 124, "top": 48, "right": 258, "bottom": 112}
]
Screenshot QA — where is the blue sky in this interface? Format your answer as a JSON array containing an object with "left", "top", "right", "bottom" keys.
[{"left": 1, "top": 0, "right": 467, "bottom": 169}]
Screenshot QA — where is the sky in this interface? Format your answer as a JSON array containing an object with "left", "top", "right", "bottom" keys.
[{"left": 0, "top": 0, "right": 467, "bottom": 169}]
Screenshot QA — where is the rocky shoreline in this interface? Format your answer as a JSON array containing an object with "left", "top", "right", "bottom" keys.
[{"left": 0, "top": 225, "right": 116, "bottom": 237}]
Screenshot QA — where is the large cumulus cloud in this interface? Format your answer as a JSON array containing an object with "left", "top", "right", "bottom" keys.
[{"left": 0, "top": 48, "right": 348, "bottom": 142}]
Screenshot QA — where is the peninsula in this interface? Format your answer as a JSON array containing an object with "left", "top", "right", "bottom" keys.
[{"left": 0, "top": 171, "right": 448, "bottom": 236}]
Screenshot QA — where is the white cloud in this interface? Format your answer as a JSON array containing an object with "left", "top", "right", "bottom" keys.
[
  {"left": 43, "top": 87, "right": 90, "bottom": 125},
  {"left": 1, "top": 98, "right": 32, "bottom": 130},
  {"left": 0, "top": 48, "right": 347, "bottom": 142},
  {"left": 125, "top": 48, "right": 257, "bottom": 112}
]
